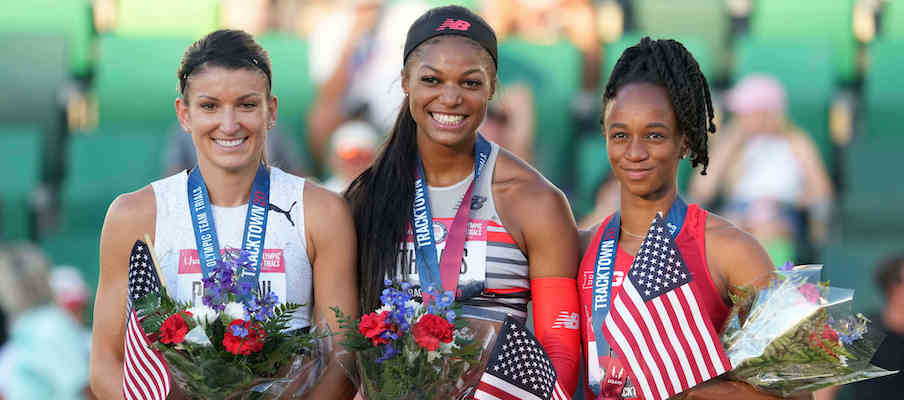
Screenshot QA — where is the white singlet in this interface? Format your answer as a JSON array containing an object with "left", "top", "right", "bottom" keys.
[{"left": 151, "top": 167, "right": 313, "bottom": 330}]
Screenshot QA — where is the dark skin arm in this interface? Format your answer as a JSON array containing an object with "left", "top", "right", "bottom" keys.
[
  {"left": 679, "top": 213, "right": 811, "bottom": 400},
  {"left": 493, "top": 149, "right": 581, "bottom": 280}
]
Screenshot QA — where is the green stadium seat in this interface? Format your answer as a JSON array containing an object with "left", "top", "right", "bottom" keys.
[
  {"left": 881, "top": 0, "right": 904, "bottom": 38},
  {"left": 0, "top": 127, "right": 42, "bottom": 240},
  {"left": 88, "top": 35, "right": 195, "bottom": 136},
  {"left": 0, "top": 33, "right": 68, "bottom": 185},
  {"left": 0, "top": 34, "right": 68, "bottom": 125},
  {"left": 575, "top": 134, "right": 609, "bottom": 217},
  {"left": 821, "top": 238, "right": 902, "bottom": 313},
  {"left": 839, "top": 134, "right": 904, "bottom": 236},
  {"left": 498, "top": 37, "right": 582, "bottom": 189},
  {"left": 863, "top": 40, "right": 904, "bottom": 139},
  {"left": 602, "top": 34, "right": 716, "bottom": 90},
  {"left": 631, "top": 0, "right": 729, "bottom": 79},
  {"left": 749, "top": 0, "right": 857, "bottom": 82},
  {"left": 59, "top": 134, "right": 166, "bottom": 233},
  {"left": 733, "top": 37, "right": 836, "bottom": 172},
  {"left": 0, "top": 0, "right": 95, "bottom": 78},
  {"left": 257, "top": 35, "right": 316, "bottom": 163},
  {"left": 40, "top": 232, "right": 101, "bottom": 293},
  {"left": 115, "top": 0, "right": 220, "bottom": 37}
]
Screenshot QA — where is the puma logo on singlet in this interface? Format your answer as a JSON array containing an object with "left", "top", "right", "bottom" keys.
[{"left": 268, "top": 201, "right": 297, "bottom": 227}]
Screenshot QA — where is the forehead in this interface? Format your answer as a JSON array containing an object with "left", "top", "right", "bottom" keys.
[
  {"left": 605, "top": 82, "right": 675, "bottom": 124},
  {"left": 186, "top": 65, "right": 269, "bottom": 97},
  {"left": 411, "top": 35, "right": 493, "bottom": 74}
]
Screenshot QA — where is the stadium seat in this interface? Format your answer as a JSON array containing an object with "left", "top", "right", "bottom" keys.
[
  {"left": 89, "top": 35, "right": 195, "bottom": 136},
  {"left": 498, "top": 37, "right": 582, "bottom": 189},
  {"left": 863, "top": 40, "right": 904, "bottom": 139},
  {"left": 631, "top": 0, "right": 729, "bottom": 79},
  {"left": 821, "top": 238, "right": 903, "bottom": 313},
  {"left": 733, "top": 37, "right": 836, "bottom": 172},
  {"left": 115, "top": 0, "right": 220, "bottom": 37},
  {"left": 0, "top": 0, "right": 95, "bottom": 78},
  {"left": 0, "top": 34, "right": 68, "bottom": 126},
  {"left": 602, "top": 33, "right": 716, "bottom": 90},
  {"left": 59, "top": 134, "right": 167, "bottom": 233},
  {"left": 0, "top": 33, "right": 69, "bottom": 186},
  {"left": 0, "top": 127, "right": 42, "bottom": 240},
  {"left": 40, "top": 232, "right": 101, "bottom": 293},
  {"left": 880, "top": 0, "right": 904, "bottom": 38},
  {"left": 257, "top": 34, "right": 316, "bottom": 163},
  {"left": 748, "top": 0, "right": 857, "bottom": 82},
  {"left": 839, "top": 134, "right": 904, "bottom": 236}
]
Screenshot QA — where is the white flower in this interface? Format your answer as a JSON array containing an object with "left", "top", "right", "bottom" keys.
[
  {"left": 438, "top": 340, "right": 457, "bottom": 355},
  {"left": 376, "top": 304, "right": 393, "bottom": 314},
  {"left": 186, "top": 305, "right": 218, "bottom": 327},
  {"left": 222, "top": 302, "right": 248, "bottom": 322},
  {"left": 427, "top": 350, "right": 442, "bottom": 362},
  {"left": 184, "top": 326, "right": 212, "bottom": 347}
]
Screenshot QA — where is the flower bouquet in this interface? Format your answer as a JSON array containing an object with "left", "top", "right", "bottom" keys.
[
  {"left": 134, "top": 249, "right": 329, "bottom": 399},
  {"left": 720, "top": 264, "right": 897, "bottom": 397},
  {"left": 333, "top": 280, "right": 495, "bottom": 400}
]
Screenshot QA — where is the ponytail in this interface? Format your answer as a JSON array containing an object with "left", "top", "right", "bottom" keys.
[{"left": 344, "top": 98, "right": 419, "bottom": 312}]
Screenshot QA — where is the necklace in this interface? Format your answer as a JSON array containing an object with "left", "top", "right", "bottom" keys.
[{"left": 621, "top": 226, "right": 645, "bottom": 239}]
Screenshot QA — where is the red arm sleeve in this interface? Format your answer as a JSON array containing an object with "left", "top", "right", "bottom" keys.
[{"left": 531, "top": 277, "right": 581, "bottom": 396}]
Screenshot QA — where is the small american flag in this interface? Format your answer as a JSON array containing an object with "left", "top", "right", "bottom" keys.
[
  {"left": 122, "top": 240, "right": 170, "bottom": 400},
  {"left": 602, "top": 214, "right": 731, "bottom": 400},
  {"left": 474, "top": 316, "right": 571, "bottom": 400}
]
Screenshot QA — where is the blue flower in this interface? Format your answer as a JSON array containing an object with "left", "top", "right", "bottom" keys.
[
  {"left": 446, "top": 310, "right": 457, "bottom": 323},
  {"left": 384, "top": 278, "right": 393, "bottom": 287},
  {"left": 230, "top": 324, "right": 249, "bottom": 338},
  {"left": 401, "top": 282, "right": 411, "bottom": 290},
  {"left": 376, "top": 344, "right": 397, "bottom": 364}
]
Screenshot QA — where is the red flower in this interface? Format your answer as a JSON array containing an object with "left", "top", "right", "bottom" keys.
[
  {"left": 159, "top": 311, "right": 193, "bottom": 344},
  {"left": 821, "top": 325, "right": 839, "bottom": 342},
  {"left": 358, "top": 311, "right": 391, "bottom": 346},
  {"left": 412, "top": 314, "right": 454, "bottom": 351},
  {"left": 799, "top": 283, "right": 822, "bottom": 303},
  {"left": 223, "top": 319, "right": 266, "bottom": 355}
]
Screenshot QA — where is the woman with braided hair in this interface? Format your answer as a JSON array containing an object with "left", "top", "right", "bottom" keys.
[{"left": 578, "top": 37, "right": 809, "bottom": 399}]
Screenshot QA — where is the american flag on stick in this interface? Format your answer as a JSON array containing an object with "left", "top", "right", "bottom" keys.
[
  {"left": 602, "top": 214, "right": 731, "bottom": 400},
  {"left": 473, "top": 316, "right": 571, "bottom": 400},
  {"left": 122, "top": 239, "right": 171, "bottom": 400}
]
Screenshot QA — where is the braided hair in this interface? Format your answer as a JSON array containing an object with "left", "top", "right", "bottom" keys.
[{"left": 603, "top": 37, "right": 716, "bottom": 174}]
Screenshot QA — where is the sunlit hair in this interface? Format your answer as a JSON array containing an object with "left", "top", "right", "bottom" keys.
[{"left": 177, "top": 29, "right": 272, "bottom": 99}]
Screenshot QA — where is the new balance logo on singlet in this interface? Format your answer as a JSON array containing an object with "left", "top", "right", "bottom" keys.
[
  {"left": 552, "top": 311, "right": 579, "bottom": 330},
  {"left": 435, "top": 18, "right": 471, "bottom": 31}
]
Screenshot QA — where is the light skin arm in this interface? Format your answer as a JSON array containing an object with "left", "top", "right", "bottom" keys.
[
  {"left": 89, "top": 187, "right": 156, "bottom": 400},
  {"left": 300, "top": 182, "right": 359, "bottom": 400}
]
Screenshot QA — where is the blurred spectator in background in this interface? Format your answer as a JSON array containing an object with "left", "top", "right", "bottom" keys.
[
  {"left": 306, "top": 0, "right": 429, "bottom": 168},
  {"left": 222, "top": 0, "right": 272, "bottom": 35},
  {"left": 815, "top": 253, "right": 904, "bottom": 400},
  {"left": 163, "top": 123, "right": 306, "bottom": 177},
  {"left": 49, "top": 266, "right": 90, "bottom": 327},
  {"left": 483, "top": 0, "right": 601, "bottom": 89},
  {"left": 688, "top": 74, "right": 833, "bottom": 264},
  {"left": 0, "top": 243, "right": 91, "bottom": 400},
  {"left": 322, "top": 120, "right": 379, "bottom": 193},
  {"left": 478, "top": 83, "right": 536, "bottom": 163}
]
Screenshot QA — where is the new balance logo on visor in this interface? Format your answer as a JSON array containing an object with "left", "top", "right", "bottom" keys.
[
  {"left": 552, "top": 311, "right": 579, "bottom": 330},
  {"left": 436, "top": 18, "right": 471, "bottom": 31}
]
